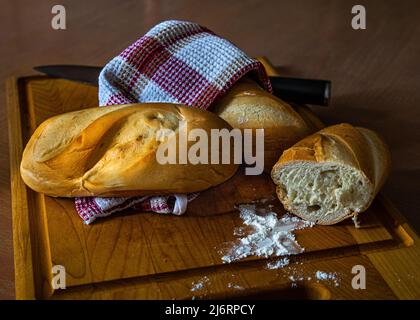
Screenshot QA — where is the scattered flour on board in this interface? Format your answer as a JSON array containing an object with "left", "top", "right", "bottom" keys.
[
  {"left": 315, "top": 270, "right": 340, "bottom": 287},
  {"left": 215, "top": 203, "right": 342, "bottom": 290},
  {"left": 282, "top": 264, "right": 340, "bottom": 288},
  {"left": 191, "top": 276, "right": 210, "bottom": 292},
  {"left": 221, "top": 204, "right": 314, "bottom": 263},
  {"left": 266, "top": 257, "right": 290, "bottom": 270},
  {"left": 227, "top": 283, "right": 244, "bottom": 290}
]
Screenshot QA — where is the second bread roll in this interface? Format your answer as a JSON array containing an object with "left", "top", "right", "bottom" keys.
[{"left": 213, "top": 79, "right": 314, "bottom": 172}]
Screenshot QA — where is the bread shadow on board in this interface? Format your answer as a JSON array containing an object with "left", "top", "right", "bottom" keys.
[
  {"left": 120, "top": 166, "right": 282, "bottom": 219},
  {"left": 185, "top": 166, "right": 278, "bottom": 217}
]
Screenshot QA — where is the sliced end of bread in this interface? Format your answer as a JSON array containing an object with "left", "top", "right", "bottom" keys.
[{"left": 272, "top": 161, "right": 374, "bottom": 225}]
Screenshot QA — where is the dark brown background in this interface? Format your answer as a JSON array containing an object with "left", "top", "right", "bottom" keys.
[{"left": 1, "top": 0, "right": 419, "bottom": 299}]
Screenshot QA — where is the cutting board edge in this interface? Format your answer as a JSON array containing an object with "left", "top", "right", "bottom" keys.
[{"left": 7, "top": 76, "right": 37, "bottom": 299}]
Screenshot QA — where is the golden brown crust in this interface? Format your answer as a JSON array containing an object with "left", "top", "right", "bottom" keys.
[
  {"left": 212, "top": 79, "right": 315, "bottom": 171},
  {"left": 20, "top": 103, "right": 239, "bottom": 197},
  {"left": 356, "top": 127, "right": 391, "bottom": 193},
  {"left": 273, "top": 123, "right": 383, "bottom": 186}
]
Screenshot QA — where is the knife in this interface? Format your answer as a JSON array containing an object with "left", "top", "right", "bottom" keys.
[{"left": 34, "top": 65, "right": 331, "bottom": 106}]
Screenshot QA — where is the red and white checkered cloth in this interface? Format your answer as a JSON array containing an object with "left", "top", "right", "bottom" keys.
[{"left": 75, "top": 20, "right": 272, "bottom": 224}]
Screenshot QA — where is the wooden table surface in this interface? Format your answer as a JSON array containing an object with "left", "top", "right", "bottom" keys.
[{"left": 1, "top": 0, "right": 419, "bottom": 299}]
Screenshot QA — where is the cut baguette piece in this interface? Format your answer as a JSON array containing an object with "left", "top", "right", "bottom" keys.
[{"left": 271, "top": 123, "right": 391, "bottom": 225}]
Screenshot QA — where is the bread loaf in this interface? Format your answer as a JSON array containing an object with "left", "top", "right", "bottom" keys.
[
  {"left": 271, "top": 123, "right": 391, "bottom": 225},
  {"left": 213, "top": 79, "right": 314, "bottom": 172},
  {"left": 20, "top": 103, "right": 239, "bottom": 197}
]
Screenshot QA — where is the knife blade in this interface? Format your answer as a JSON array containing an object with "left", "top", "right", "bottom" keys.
[
  {"left": 33, "top": 65, "right": 102, "bottom": 86},
  {"left": 34, "top": 65, "right": 331, "bottom": 106}
]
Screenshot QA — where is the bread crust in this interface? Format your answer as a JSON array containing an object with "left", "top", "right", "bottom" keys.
[
  {"left": 212, "top": 79, "right": 314, "bottom": 171},
  {"left": 20, "top": 103, "right": 239, "bottom": 197},
  {"left": 271, "top": 123, "right": 391, "bottom": 225}
]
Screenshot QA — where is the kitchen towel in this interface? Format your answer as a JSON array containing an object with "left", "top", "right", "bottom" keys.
[{"left": 75, "top": 19, "right": 272, "bottom": 224}]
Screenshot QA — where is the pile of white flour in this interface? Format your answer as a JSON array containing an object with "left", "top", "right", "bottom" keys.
[{"left": 221, "top": 204, "right": 314, "bottom": 263}]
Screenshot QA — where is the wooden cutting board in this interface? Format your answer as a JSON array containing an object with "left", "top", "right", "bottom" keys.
[{"left": 7, "top": 58, "right": 420, "bottom": 300}]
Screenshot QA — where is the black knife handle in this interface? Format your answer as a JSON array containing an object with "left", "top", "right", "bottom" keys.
[{"left": 269, "top": 76, "right": 331, "bottom": 106}]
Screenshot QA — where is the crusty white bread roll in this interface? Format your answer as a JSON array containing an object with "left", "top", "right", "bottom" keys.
[
  {"left": 271, "top": 123, "right": 391, "bottom": 225},
  {"left": 20, "top": 103, "right": 239, "bottom": 197},
  {"left": 213, "top": 78, "right": 314, "bottom": 172}
]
